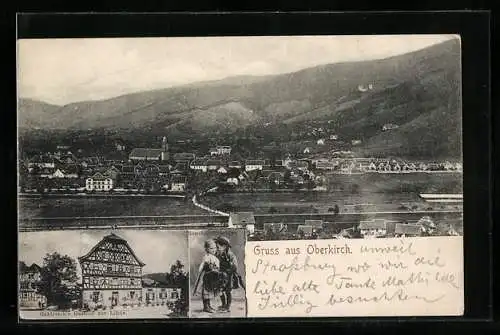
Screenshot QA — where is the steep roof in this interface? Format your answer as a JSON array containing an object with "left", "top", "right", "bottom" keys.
[
  {"left": 297, "top": 225, "right": 313, "bottom": 235},
  {"left": 287, "top": 160, "right": 309, "bottom": 168},
  {"left": 268, "top": 172, "right": 285, "bottom": 180},
  {"left": 304, "top": 220, "right": 323, "bottom": 228},
  {"left": 142, "top": 279, "right": 182, "bottom": 289},
  {"left": 78, "top": 233, "right": 146, "bottom": 266},
  {"left": 190, "top": 159, "right": 207, "bottom": 166},
  {"left": 264, "top": 223, "right": 286, "bottom": 232},
  {"left": 19, "top": 262, "right": 41, "bottom": 273},
  {"left": 29, "top": 154, "right": 55, "bottom": 164},
  {"left": 158, "top": 165, "right": 170, "bottom": 173},
  {"left": 173, "top": 162, "right": 188, "bottom": 170},
  {"left": 261, "top": 170, "right": 275, "bottom": 178},
  {"left": 57, "top": 165, "right": 80, "bottom": 174},
  {"left": 173, "top": 152, "right": 196, "bottom": 160},
  {"left": 89, "top": 170, "right": 116, "bottom": 180},
  {"left": 171, "top": 175, "right": 187, "bottom": 184},
  {"left": 245, "top": 160, "right": 265, "bottom": 166},
  {"left": 129, "top": 148, "right": 163, "bottom": 159},
  {"left": 359, "top": 219, "right": 387, "bottom": 230},
  {"left": 229, "top": 212, "right": 256, "bottom": 226},
  {"left": 206, "top": 160, "right": 222, "bottom": 166},
  {"left": 121, "top": 165, "right": 134, "bottom": 173},
  {"left": 315, "top": 161, "right": 336, "bottom": 168},
  {"left": 395, "top": 223, "right": 423, "bottom": 235}
]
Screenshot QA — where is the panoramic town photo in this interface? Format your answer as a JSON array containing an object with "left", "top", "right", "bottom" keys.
[
  {"left": 19, "top": 230, "right": 189, "bottom": 319},
  {"left": 17, "top": 35, "right": 463, "bottom": 242}
]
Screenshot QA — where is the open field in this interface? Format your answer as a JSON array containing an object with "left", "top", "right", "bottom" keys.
[
  {"left": 203, "top": 173, "right": 462, "bottom": 214},
  {"left": 18, "top": 196, "right": 207, "bottom": 220},
  {"left": 18, "top": 173, "right": 462, "bottom": 221},
  {"left": 324, "top": 172, "right": 462, "bottom": 194},
  {"left": 18, "top": 211, "right": 463, "bottom": 233}
]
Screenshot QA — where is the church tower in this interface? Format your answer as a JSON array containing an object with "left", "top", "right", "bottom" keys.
[{"left": 161, "top": 136, "right": 169, "bottom": 161}]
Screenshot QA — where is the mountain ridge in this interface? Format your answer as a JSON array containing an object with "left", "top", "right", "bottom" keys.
[{"left": 18, "top": 38, "right": 462, "bottom": 158}]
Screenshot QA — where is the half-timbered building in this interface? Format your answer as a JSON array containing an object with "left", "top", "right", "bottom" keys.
[
  {"left": 19, "top": 262, "right": 47, "bottom": 309},
  {"left": 78, "top": 233, "right": 145, "bottom": 309}
]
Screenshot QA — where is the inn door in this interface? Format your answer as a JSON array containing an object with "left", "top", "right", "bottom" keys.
[{"left": 111, "top": 292, "right": 119, "bottom": 307}]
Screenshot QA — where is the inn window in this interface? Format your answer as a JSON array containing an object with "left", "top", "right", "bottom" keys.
[{"left": 92, "top": 292, "right": 100, "bottom": 303}]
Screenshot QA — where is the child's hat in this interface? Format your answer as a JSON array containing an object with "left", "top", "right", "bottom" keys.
[{"left": 215, "top": 236, "right": 231, "bottom": 247}]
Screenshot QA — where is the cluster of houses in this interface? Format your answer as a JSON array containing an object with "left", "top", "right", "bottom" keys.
[
  {"left": 312, "top": 158, "right": 463, "bottom": 174},
  {"left": 25, "top": 151, "right": 81, "bottom": 179},
  {"left": 21, "top": 140, "right": 330, "bottom": 193},
  {"left": 208, "top": 157, "right": 326, "bottom": 190},
  {"left": 356, "top": 215, "right": 461, "bottom": 238},
  {"left": 21, "top": 154, "right": 187, "bottom": 193},
  {"left": 233, "top": 211, "right": 461, "bottom": 241},
  {"left": 20, "top": 136, "right": 462, "bottom": 194},
  {"left": 81, "top": 162, "right": 188, "bottom": 193}
]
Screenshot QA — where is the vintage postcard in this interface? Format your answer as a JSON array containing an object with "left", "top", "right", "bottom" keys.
[{"left": 17, "top": 35, "right": 462, "bottom": 319}]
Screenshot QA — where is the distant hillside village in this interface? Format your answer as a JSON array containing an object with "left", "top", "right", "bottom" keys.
[{"left": 19, "top": 134, "right": 462, "bottom": 195}]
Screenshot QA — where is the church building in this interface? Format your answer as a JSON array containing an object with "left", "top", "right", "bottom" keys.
[{"left": 129, "top": 137, "right": 169, "bottom": 162}]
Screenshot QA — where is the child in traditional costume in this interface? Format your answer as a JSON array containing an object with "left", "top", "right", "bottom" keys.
[
  {"left": 215, "top": 236, "right": 239, "bottom": 313},
  {"left": 193, "top": 239, "right": 222, "bottom": 313}
]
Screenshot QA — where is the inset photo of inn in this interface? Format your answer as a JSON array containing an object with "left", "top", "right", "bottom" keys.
[
  {"left": 18, "top": 230, "right": 189, "bottom": 319},
  {"left": 189, "top": 229, "right": 246, "bottom": 318}
]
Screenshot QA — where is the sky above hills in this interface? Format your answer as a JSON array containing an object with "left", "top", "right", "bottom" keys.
[{"left": 18, "top": 35, "right": 457, "bottom": 105}]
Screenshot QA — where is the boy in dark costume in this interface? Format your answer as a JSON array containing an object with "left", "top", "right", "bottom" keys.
[{"left": 215, "top": 236, "right": 238, "bottom": 313}]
